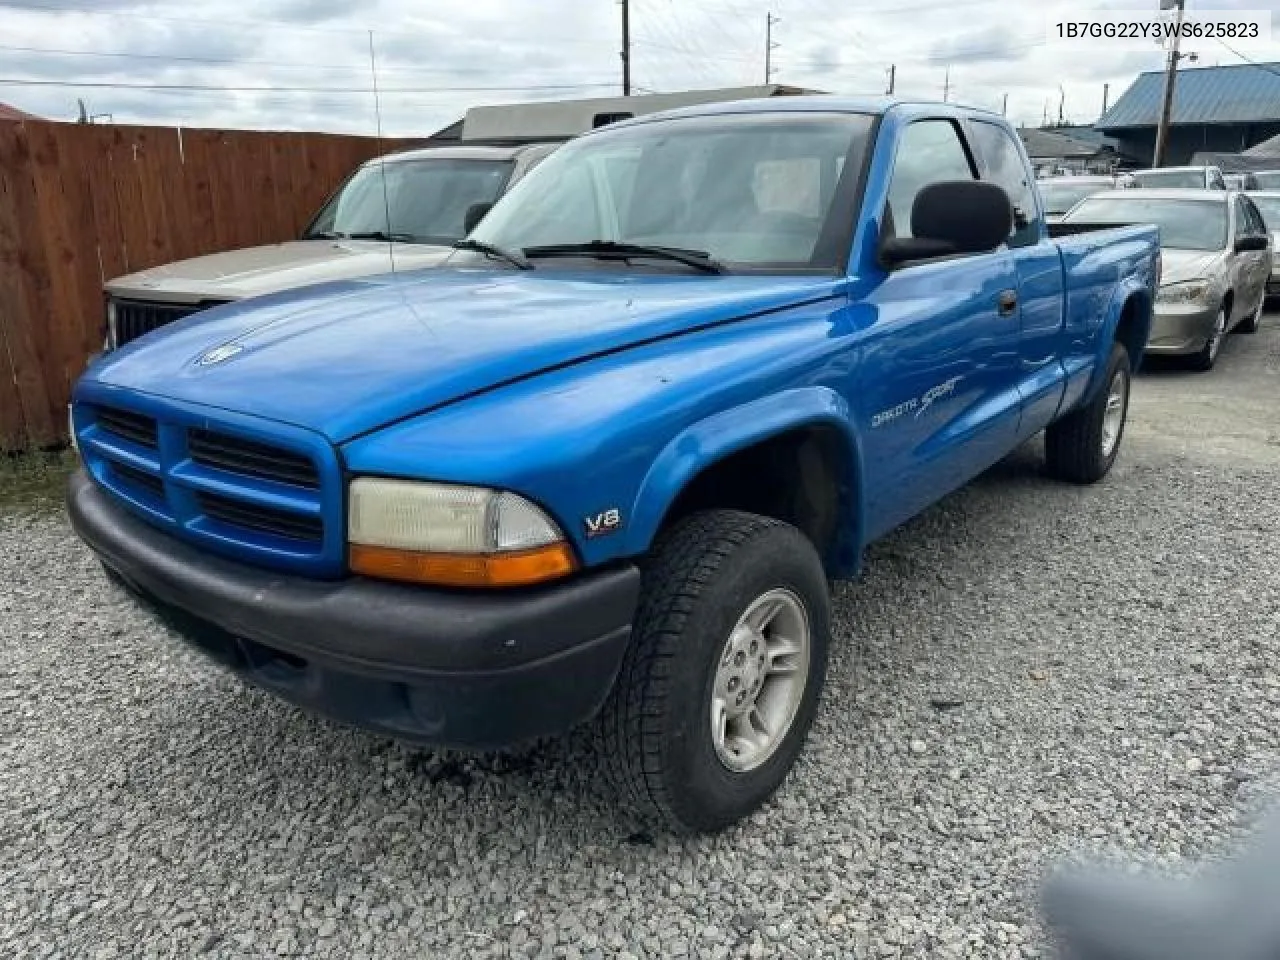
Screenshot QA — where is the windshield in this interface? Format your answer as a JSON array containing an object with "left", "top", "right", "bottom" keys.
[
  {"left": 468, "top": 112, "right": 875, "bottom": 271},
  {"left": 1252, "top": 196, "right": 1280, "bottom": 229},
  {"left": 305, "top": 158, "right": 514, "bottom": 244},
  {"left": 1065, "top": 197, "right": 1227, "bottom": 251},
  {"left": 1039, "top": 181, "right": 1111, "bottom": 215},
  {"left": 1131, "top": 170, "right": 1205, "bottom": 189}
]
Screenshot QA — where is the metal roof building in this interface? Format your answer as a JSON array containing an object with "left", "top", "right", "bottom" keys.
[
  {"left": 425, "top": 86, "right": 824, "bottom": 146},
  {"left": 1018, "top": 127, "right": 1133, "bottom": 174},
  {"left": 1097, "top": 62, "right": 1280, "bottom": 166}
]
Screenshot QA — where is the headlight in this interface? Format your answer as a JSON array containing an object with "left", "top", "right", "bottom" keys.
[
  {"left": 105, "top": 300, "right": 119, "bottom": 351},
  {"left": 348, "top": 478, "right": 576, "bottom": 588},
  {"left": 1156, "top": 280, "right": 1213, "bottom": 306}
]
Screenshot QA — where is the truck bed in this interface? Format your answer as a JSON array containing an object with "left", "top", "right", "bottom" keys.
[{"left": 1046, "top": 221, "right": 1142, "bottom": 240}]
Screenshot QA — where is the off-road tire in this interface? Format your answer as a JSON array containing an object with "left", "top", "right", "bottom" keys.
[{"left": 598, "top": 510, "right": 830, "bottom": 833}]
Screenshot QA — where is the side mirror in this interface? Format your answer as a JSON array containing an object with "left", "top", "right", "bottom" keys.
[
  {"left": 463, "top": 202, "right": 494, "bottom": 234},
  {"left": 881, "top": 180, "right": 1014, "bottom": 267},
  {"left": 1235, "top": 234, "right": 1269, "bottom": 253}
]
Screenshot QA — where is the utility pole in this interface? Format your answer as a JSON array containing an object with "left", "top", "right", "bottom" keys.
[
  {"left": 765, "top": 13, "right": 781, "bottom": 84},
  {"left": 621, "top": 0, "right": 631, "bottom": 96},
  {"left": 1102, "top": 82, "right": 1110, "bottom": 117},
  {"left": 1001, "top": 92, "right": 1008, "bottom": 117},
  {"left": 1153, "top": 0, "right": 1187, "bottom": 167},
  {"left": 886, "top": 64, "right": 896, "bottom": 95},
  {"left": 1058, "top": 85, "right": 1066, "bottom": 126},
  {"left": 942, "top": 65, "right": 951, "bottom": 103}
]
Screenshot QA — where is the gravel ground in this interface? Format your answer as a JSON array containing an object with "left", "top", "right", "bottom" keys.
[{"left": 2, "top": 315, "right": 1278, "bottom": 959}]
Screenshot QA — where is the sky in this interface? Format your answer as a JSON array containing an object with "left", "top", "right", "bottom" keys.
[{"left": 0, "top": 0, "right": 1276, "bottom": 136}]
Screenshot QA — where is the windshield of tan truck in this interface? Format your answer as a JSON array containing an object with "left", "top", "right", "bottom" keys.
[
  {"left": 305, "top": 158, "right": 514, "bottom": 245},
  {"left": 468, "top": 112, "right": 874, "bottom": 271}
]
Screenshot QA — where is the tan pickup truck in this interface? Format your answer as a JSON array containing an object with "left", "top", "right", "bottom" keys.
[{"left": 103, "top": 142, "right": 559, "bottom": 349}]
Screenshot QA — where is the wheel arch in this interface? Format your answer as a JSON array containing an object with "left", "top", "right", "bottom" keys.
[
  {"left": 1088, "top": 282, "right": 1151, "bottom": 399},
  {"left": 625, "top": 387, "right": 865, "bottom": 577}
]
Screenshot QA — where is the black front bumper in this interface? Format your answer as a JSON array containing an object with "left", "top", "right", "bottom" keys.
[{"left": 68, "top": 471, "right": 640, "bottom": 748}]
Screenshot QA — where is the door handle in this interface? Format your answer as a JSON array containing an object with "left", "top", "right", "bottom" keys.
[{"left": 998, "top": 290, "right": 1018, "bottom": 316}]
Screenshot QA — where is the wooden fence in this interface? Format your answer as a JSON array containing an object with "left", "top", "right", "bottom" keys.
[{"left": 0, "top": 120, "right": 417, "bottom": 452}]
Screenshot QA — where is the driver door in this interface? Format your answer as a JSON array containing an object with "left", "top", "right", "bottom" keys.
[{"left": 857, "top": 118, "right": 1024, "bottom": 539}]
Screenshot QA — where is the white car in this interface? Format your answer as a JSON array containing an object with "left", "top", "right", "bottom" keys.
[
  {"left": 1038, "top": 175, "right": 1129, "bottom": 224},
  {"left": 103, "top": 143, "right": 561, "bottom": 350},
  {"left": 1129, "top": 166, "right": 1227, "bottom": 190}
]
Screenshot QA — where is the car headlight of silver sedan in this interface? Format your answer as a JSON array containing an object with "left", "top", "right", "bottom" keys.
[{"left": 1156, "top": 280, "right": 1214, "bottom": 306}]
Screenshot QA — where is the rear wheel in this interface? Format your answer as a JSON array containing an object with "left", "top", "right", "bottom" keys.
[
  {"left": 599, "top": 510, "right": 830, "bottom": 833},
  {"left": 1045, "top": 342, "right": 1131, "bottom": 485}
]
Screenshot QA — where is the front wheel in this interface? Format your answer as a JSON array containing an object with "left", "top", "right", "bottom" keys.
[
  {"left": 1188, "top": 305, "right": 1228, "bottom": 371},
  {"left": 1045, "top": 342, "right": 1131, "bottom": 485},
  {"left": 599, "top": 510, "right": 830, "bottom": 833},
  {"left": 1237, "top": 295, "right": 1264, "bottom": 334}
]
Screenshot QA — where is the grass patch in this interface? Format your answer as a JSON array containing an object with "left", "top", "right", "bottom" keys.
[{"left": 0, "top": 449, "right": 78, "bottom": 511}]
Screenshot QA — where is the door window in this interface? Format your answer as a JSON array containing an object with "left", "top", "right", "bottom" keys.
[
  {"left": 885, "top": 120, "right": 976, "bottom": 240},
  {"left": 1241, "top": 196, "right": 1268, "bottom": 238},
  {"left": 969, "top": 121, "right": 1039, "bottom": 248}
]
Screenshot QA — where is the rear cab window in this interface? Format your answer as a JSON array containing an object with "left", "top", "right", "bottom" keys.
[{"left": 968, "top": 120, "right": 1039, "bottom": 248}]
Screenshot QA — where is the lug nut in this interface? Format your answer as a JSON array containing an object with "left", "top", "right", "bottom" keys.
[
  {"left": 734, "top": 652, "right": 746, "bottom": 667},
  {"left": 750, "top": 639, "right": 758, "bottom": 654},
  {"left": 728, "top": 677, "right": 739, "bottom": 691},
  {"left": 736, "top": 692, "right": 746, "bottom": 705}
]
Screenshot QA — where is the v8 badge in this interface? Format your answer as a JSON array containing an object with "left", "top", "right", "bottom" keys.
[{"left": 584, "top": 508, "right": 622, "bottom": 539}]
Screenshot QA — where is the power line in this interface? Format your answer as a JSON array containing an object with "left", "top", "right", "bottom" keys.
[
  {"left": 1216, "top": 40, "right": 1280, "bottom": 80},
  {"left": 630, "top": 39, "right": 760, "bottom": 64},
  {"left": 634, "top": 4, "right": 725, "bottom": 85},
  {"left": 0, "top": 43, "right": 614, "bottom": 80},
  {"left": 649, "top": 0, "right": 745, "bottom": 83},
  {"left": 0, "top": 0, "right": 620, "bottom": 49},
  {"left": 0, "top": 78, "right": 620, "bottom": 94}
]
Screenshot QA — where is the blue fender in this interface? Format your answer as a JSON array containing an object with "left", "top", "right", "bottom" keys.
[
  {"left": 624, "top": 386, "right": 866, "bottom": 574},
  {"left": 1086, "top": 280, "right": 1153, "bottom": 400}
]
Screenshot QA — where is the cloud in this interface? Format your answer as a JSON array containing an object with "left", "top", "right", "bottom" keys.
[
  {"left": 0, "top": 0, "right": 1258, "bottom": 133},
  {"left": 929, "top": 27, "right": 1036, "bottom": 65}
]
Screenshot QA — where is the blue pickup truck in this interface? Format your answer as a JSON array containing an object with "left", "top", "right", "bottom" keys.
[{"left": 68, "top": 97, "right": 1159, "bottom": 833}]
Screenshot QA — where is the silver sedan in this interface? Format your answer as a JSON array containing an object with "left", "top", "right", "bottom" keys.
[{"left": 1062, "top": 189, "right": 1271, "bottom": 370}]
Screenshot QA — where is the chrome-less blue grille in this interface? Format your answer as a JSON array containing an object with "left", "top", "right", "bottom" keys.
[{"left": 75, "top": 399, "right": 344, "bottom": 578}]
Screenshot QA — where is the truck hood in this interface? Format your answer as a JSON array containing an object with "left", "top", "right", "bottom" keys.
[
  {"left": 85, "top": 269, "right": 841, "bottom": 442},
  {"left": 1159, "top": 248, "right": 1227, "bottom": 286},
  {"left": 104, "top": 240, "right": 455, "bottom": 303}
]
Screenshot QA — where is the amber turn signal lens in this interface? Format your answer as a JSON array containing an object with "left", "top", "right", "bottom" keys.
[{"left": 349, "top": 542, "right": 577, "bottom": 588}]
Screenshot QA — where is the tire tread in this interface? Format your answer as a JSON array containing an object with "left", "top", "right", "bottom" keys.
[{"left": 597, "top": 510, "right": 783, "bottom": 827}]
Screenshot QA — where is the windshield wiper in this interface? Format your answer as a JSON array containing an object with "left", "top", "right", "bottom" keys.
[
  {"left": 343, "top": 231, "right": 418, "bottom": 243},
  {"left": 452, "top": 238, "right": 533, "bottom": 271},
  {"left": 312, "top": 230, "right": 417, "bottom": 242},
  {"left": 523, "top": 241, "right": 724, "bottom": 274}
]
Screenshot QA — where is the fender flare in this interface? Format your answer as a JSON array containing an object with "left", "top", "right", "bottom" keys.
[
  {"left": 624, "top": 386, "right": 867, "bottom": 572},
  {"left": 1087, "top": 279, "right": 1153, "bottom": 399}
]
